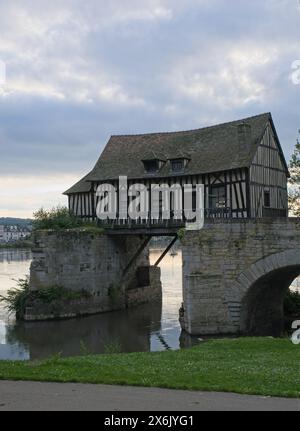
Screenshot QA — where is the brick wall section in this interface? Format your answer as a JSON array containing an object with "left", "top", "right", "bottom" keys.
[
  {"left": 181, "top": 218, "right": 300, "bottom": 335},
  {"left": 27, "top": 230, "right": 161, "bottom": 321}
]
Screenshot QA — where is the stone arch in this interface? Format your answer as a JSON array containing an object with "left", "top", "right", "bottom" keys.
[{"left": 237, "top": 249, "right": 300, "bottom": 336}]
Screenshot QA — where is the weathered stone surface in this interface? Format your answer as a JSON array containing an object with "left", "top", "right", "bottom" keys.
[
  {"left": 27, "top": 231, "right": 162, "bottom": 321},
  {"left": 126, "top": 266, "right": 162, "bottom": 307},
  {"left": 181, "top": 218, "right": 300, "bottom": 336}
]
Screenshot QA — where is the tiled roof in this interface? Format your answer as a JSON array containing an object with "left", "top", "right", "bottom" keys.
[
  {"left": 64, "top": 173, "right": 93, "bottom": 195},
  {"left": 64, "top": 113, "right": 288, "bottom": 194}
]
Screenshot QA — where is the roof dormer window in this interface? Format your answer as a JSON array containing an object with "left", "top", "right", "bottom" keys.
[
  {"left": 169, "top": 155, "right": 190, "bottom": 173},
  {"left": 143, "top": 159, "right": 159, "bottom": 173},
  {"left": 142, "top": 151, "right": 166, "bottom": 174},
  {"left": 171, "top": 159, "right": 184, "bottom": 172}
]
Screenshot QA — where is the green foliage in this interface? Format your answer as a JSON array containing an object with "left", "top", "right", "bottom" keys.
[
  {"left": 0, "top": 278, "right": 31, "bottom": 319},
  {"left": 289, "top": 134, "right": 300, "bottom": 183},
  {"left": 33, "top": 286, "right": 91, "bottom": 303},
  {"left": 177, "top": 228, "right": 186, "bottom": 241},
  {"left": 103, "top": 339, "right": 122, "bottom": 355},
  {"left": 0, "top": 278, "right": 91, "bottom": 320},
  {"left": 80, "top": 226, "right": 105, "bottom": 235},
  {"left": 0, "top": 338, "right": 299, "bottom": 398},
  {"left": 80, "top": 341, "right": 91, "bottom": 356},
  {"left": 288, "top": 132, "right": 300, "bottom": 216},
  {"left": 42, "top": 352, "right": 63, "bottom": 366},
  {"left": 284, "top": 289, "right": 300, "bottom": 316},
  {"left": 32, "top": 206, "right": 104, "bottom": 233},
  {"left": 0, "top": 239, "right": 33, "bottom": 249},
  {"left": 32, "top": 207, "right": 84, "bottom": 230}
]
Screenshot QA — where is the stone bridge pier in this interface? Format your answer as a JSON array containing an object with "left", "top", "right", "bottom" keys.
[
  {"left": 181, "top": 219, "right": 300, "bottom": 337},
  {"left": 27, "top": 231, "right": 162, "bottom": 321}
]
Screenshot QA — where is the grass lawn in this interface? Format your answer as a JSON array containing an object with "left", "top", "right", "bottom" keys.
[{"left": 0, "top": 338, "right": 299, "bottom": 398}]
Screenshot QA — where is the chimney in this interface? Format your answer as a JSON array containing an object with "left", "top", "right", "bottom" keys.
[{"left": 237, "top": 123, "right": 252, "bottom": 153}]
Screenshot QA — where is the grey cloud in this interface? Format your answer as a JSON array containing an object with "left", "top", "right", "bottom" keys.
[{"left": 0, "top": 0, "right": 300, "bottom": 181}]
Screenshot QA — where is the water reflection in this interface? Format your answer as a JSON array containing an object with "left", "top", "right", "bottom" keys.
[
  {"left": 5, "top": 303, "right": 163, "bottom": 360},
  {"left": 0, "top": 247, "right": 184, "bottom": 360}
]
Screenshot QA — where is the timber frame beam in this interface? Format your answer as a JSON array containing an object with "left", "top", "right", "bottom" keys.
[
  {"left": 123, "top": 237, "right": 152, "bottom": 276},
  {"left": 154, "top": 235, "right": 178, "bottom": 267}
]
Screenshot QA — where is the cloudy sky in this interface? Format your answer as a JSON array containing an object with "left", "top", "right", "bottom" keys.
[{"left": 0, "top": 0, "right": 299, "bottom": 217}]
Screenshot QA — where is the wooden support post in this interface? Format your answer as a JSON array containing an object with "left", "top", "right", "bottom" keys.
[
  {"left": 154, "top": 235, "right": 178, "bottom": 267},
  {"left": 123, "top": 237, "right": 152, "bottom": 276}
]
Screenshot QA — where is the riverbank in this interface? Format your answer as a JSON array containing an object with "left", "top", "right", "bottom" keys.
[
  {"left": 0, "top": 338, "right": 299, "bottom": 398},
  {"left": 0, "top": 240, "right": 33, "bottom": 249}
]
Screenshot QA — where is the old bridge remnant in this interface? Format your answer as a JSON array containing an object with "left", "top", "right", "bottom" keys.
[
  {"left": 28, "top": 217, "right": 300, "bottom": 336},
  {"left": 27, "top": 230, "right": 162, "bottom": 321},
  {"left": 180, "top": 218, "right": 300, "bottom": 336}
]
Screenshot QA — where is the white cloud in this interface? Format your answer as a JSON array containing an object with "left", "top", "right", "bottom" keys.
[
  {"left": 0, "top": 175, "right": 76, "bottom": 218},
  {"left": 2, "top": 79, "right": 66, "bottom": 100},
  {"left": 167, "top": 41, "right": 299, "bottom": 109},
  {"left": 119, "top": 6, "right": 173, "bottom": 22},
  {"left": 98, "top": 84, "right": 145, "bottom": 106}
]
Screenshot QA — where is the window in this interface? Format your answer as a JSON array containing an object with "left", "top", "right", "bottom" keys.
[
  {"left": 143, "top": 160, "right": 159, "bottom": 173},
  {"left": 171, "top": 159, "right": 184, "bottom": 172},
  {"left": 264, "top": 191, "right": 271, "bottom": 208},
  {"left": 210, "top": 185, "right": 226, "bottom": 209}
]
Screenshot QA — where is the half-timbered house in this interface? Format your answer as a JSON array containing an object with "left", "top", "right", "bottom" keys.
[{"left": 64, "top": 113, "right": 289, "bottom": 223}]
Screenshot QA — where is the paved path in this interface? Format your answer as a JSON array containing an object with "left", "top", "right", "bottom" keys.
[{"left": 0, "top": 381, "right": 299, "bottom": 411}]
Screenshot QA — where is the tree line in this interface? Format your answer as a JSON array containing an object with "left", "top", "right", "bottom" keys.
[{"left": 289, "top": 131, "right": 300, "bottom": 216}]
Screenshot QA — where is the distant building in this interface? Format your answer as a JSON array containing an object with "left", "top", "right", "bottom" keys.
[{"left": 0, "top": 225, "right": 31, "bottom": 244}]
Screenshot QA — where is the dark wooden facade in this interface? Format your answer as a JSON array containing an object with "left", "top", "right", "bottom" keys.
[{"left": 249, "top": 123, "right": 288, "bottom": 218}]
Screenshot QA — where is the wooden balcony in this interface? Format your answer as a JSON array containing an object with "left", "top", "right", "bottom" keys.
[
  {"left": 98, "top": 218, "right": 185, "bottom": 236},
  {"left": 97, "top": 208, "right": 234, "bottom": 235}
]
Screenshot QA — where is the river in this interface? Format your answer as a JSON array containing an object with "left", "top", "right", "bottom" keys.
[{"left": 0, "top": 248, "right": 186, "bottom": 360}]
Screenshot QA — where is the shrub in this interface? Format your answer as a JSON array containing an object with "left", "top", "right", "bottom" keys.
[
  {"left": 0, "top": 278, "right": 91, "bottom": 320},
  {"left": 32, "top": 206, "right": 104, "bottom": 233},
  {"left": 0, "top": 278, "right": 31, "bottom": 319},
  {"left": 33, "top": 286, "right": 91, "bottom": 303},
  {"left": 32, "top": 207, "right": 84, "bottom": 231}
]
